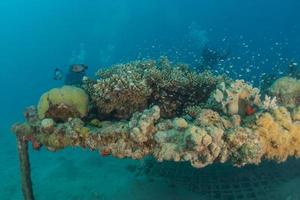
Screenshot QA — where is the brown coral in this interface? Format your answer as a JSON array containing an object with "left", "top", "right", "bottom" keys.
[
  {"left": 89, "top": 61, "right": 154, "bottom": 119},
  {"left": 86, "top": 57, "right": 224, "bottom": 119},
  {"left": 147, "top": 58, "right": 224, "bottom": 117}
]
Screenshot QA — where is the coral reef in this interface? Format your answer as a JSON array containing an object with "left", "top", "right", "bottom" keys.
[
  {"left": 13, "top": 101, "right": 300, "bottom": 169},
  {"left": 269, "top": 76, "right": 300, "bottom": 107},
  {"left": 84, "top": 57, "right": 224, "bottom": 119},
  {"left": 37, "top": 86, "right": 89, "bottom": 122},
  {"left": 11, "top": 58, "right": 300, "bottom": 169}
]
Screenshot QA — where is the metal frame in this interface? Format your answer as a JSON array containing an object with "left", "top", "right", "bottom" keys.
[{"left": 17, "top": 136, "right": 35, "bottom": 200}]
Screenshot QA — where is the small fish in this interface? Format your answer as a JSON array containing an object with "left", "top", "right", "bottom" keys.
[
  {"left": 70, "top": 64, "right": 88, "bottom": 73},
  {"left": 101, "top": 150, "right": 110, "bottom": 157},
  {"left": 246, "top": 105, "right": 256, "bottom": 116},
  {"left": 53, "top": 68, "right": 63, "bottom": 80}
]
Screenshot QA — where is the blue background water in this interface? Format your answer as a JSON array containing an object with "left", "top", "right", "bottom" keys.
[{"left": 1, "top": 0, "right": 300, "bottom": 199}]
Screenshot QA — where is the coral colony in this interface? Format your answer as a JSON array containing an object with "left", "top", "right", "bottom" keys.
[{"left": 13, "top": 57, "right": 300, "bottom": 169}]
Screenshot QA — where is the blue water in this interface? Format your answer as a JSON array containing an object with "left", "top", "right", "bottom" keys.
[{"left": 1, "top": 0, "right": 300, "bottom": 199}]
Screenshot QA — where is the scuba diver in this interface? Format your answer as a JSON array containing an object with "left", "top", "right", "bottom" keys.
[
  {"left": 53, "top": 64, "right": 88, "bottom": 86},
  {"left": 65, "top": 64, "right": 88, "bottom": 85},
  {"left": 200, "top": 45, "right": 231, "bottom": 70}
]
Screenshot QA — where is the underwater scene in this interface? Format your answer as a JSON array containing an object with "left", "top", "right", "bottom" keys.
[{"left": 1, "top": 0, "right": 300, "bottom": 199}]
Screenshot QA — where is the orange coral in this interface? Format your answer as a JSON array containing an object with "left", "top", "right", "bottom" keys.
[{"left": 256, "top": 107, "right": 300, "bottom": 161}]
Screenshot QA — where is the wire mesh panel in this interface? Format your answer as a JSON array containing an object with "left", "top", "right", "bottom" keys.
[{"left": 136, "top": 158, "right": 300, "bottom": 200}]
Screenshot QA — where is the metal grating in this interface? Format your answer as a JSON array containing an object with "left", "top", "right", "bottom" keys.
[{"left": 135, "top": 158, "right": 300, "bottom": 200}]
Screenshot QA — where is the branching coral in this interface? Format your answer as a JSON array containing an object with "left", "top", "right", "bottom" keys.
[
  {"left": 262, "top": 95, "right": 278, "bottom": 110},
  {"left": 85, "top": 57, "right": 224, "bottom": 119},
  {"left": 147, "top": 57, "right": 225, "bottom": 117},
  {"left": 87, "top": 60, "right": 154, "bottom": 119}
]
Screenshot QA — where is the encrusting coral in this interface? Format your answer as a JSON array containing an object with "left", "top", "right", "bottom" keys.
[
  {"left": 14, "top": 103, "right": 300, "bottom": 168},
  {"left": 11, "top": 58, "right": 300, "bottom": 169},
  {"left": 129, "top": 106, "right": 160, "bottom": 143}
]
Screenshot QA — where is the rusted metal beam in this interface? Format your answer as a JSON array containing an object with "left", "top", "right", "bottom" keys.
[{"left": 17, "top": 136, "right": 35, "bottom": 200}]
